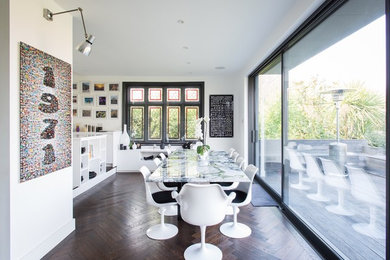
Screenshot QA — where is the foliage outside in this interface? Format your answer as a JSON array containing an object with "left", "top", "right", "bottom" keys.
[
  {"left": 130, "top": 105, "right": 199, "bottom": 141},
  {"left": 263, "top": 77, "right": 385, "bottom": 148},
  {"left": 168, "top": 107, "right": 180, "bottom": 139},
  {"left": 186, "top": 108, "right": 198, "bottom": 139}
]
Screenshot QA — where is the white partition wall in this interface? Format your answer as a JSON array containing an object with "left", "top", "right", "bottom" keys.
[{"left": 5, "top": 0, "right": 75, "bottom": 259}]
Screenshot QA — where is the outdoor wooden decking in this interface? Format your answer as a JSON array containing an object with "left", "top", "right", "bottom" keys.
[
  {"left": 261, "top": 164, "right": 386, "bottom": 260},
  {"left": 43, "top": 172, "right": 320, "bottom": 260}
]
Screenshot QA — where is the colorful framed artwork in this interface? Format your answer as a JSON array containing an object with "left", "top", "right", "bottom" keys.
[
  {"left": 185, "top": 88, "right": 199, "bottom": 102},
  {"left": 130, "top": 88, "right": 144, "bottom": 102},
  {"left": 82, "top": 82, "right": 90, "bottom": 93},
  {"left": 94, "top": 83, "right": 105, "bottom": 91},
  {"left": 149, "top": 88, "right": 163, "bottom": 102},
  {"left": 109, "top": 83, "right": 119, "bottom": 91},
  {"left": 73, "top": 83, "right": 78, "bottom": 91},
  {"left": 73, "top": 109, "right": 78, "bottom": 117},
  {"left": 96, "top": 110, "right": 107, "bottom": 119},
  {"left": 110, "top": 109, "right": 118, "bottom": 118},
  {"left": 167, "top": 88, "right": 181, "bottom": 102},
  {"left": 110, "top": 95, "right": 118, "bottom": 105},
  {"left": 83, "top": 96, "right": 94, "bottom": 106},
  {"left": 82, "top": 109, "right": 92, "bottom": 117},
  {"left": 19, "top": 42, "right": 71, "bottom": 182},
  {"left": 97, "top": 96, "right": 107, "bottom": 106},
  {"left": 73, "top": 95, "right": 78, "bottom": 104}
]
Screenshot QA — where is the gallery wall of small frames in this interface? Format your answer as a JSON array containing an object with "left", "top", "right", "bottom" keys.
[{"left": 72, "top": 82, "right": 121, "bottom": 123}]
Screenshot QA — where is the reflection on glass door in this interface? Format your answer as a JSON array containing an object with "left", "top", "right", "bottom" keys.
[
  {"left": 283, "top": 1, "right": 386, "bottom": 259},
  {"left": 257, "top": 56, "right": 282, "bottom": 195}
]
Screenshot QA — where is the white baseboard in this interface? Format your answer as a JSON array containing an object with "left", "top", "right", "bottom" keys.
[
  {"left": 21, "top": 219, "right": 75, "bottom": 260},
  {"left": 73, "top": 168, "right": 116, "bottom": 198}
]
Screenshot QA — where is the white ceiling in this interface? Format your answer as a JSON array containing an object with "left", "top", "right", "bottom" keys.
[{"left": 54, "top": 0, "right": 306, "bottom": 76}]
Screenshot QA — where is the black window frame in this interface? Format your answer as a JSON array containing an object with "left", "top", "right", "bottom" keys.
[{"left": 122, "top": 82, "right": 204, "bottom": 145}]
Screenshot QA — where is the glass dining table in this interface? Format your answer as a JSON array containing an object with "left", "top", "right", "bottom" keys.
[
  {"left": 148, "top": 149, "right": 250, "bottom": 183},
  {"left": 148, "top": 149, "right": 250, "bottom": 219}
]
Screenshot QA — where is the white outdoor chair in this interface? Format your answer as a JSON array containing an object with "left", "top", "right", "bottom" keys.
[
  {"left": 347, "top": 166, "right": 385, "bottom": 239},
  {"left": 220, "top": 164, "right": 258, "bottom": 238},
  {"left": 287, "top": 149, "right": 310, "bottom": 190},
  {"left": 166, "top": 148, "right": 172, "bottom": 156},
  {"left": 320, "top": 158, "right": 353, "bottom": 216},
  {"left": 172, "top": 184, "right": 235, "bottom": 260},
  {"left": 302, "top": 153, "right": 329, "bottom": 202},
  {"left": 139, "top": 166, "right": 178, "bottom": 240}
]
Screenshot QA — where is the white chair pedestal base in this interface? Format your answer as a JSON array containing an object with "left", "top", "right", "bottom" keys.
[
  {"left": 290, "top": 183, "right": 310, "bottom": 190},
  {"left": 220, "top": 222, "right": 251, "bottom": 238},
  {"left": 291, "top": 171, "right": 310, "bottom": 190},
  {"left": 146, "top": 223, "right": 178, "bottom": 240},
  {"left": 158, "top": 205, "right": 177, "bottom": 216},
  {"left": 184, "top": 243, "right": 222, "bottom": 260},
  {"left": 352, "top": 206, "right": 384, "bottom": 239},
  {"left": 307, "top": 193, "right": 329, "bottom": 202},
  {"left": 325, "top": 205, "right": 353, "bottom": 216},
  {"left": 225, "top": 205, "right": 239, "bottom": 215},
  {"left": 302, "top": 177, "right": 316, "bottom": 183},
  {"left": 352, "top": 223, "right": 385, "bottom": 239},
  {"left": 326, "top": 189, "right": 353, "bottom": 216}
]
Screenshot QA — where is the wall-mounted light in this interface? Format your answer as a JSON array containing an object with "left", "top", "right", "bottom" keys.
[{"left": 43, "top": 7, "right": 95, "bottom": 56}]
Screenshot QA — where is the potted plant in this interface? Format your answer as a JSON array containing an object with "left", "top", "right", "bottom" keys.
[{"left": 195, "top": 116, "right": 210, "bottom": 160}]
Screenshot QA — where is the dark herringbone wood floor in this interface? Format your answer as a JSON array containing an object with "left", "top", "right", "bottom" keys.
[{"left": 43, "top": 172, "right": 321, "bottom": 260}]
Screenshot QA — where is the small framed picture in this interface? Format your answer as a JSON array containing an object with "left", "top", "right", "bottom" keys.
[
  {"left": 94, "top": 83, "right": 105, "bottom": 91},
  {"left": 82, "top": 109, "right": 92, "bottom": 117},
  {"left": 109, "top": 83, "right": 119, "bottom": 91},
  {"left": 73, "top": 95, "right": 78, "bottom": 104},
  {"left": 110, "top": 95, "right": 118, "bottom": 105},
  {"left": 83, "top": 96, "right": 94, "bottom": 106},
  {"left": 73, "top": 83, "right": 78, "bottom": 91},
  {"left": 97, "top": 96, "right": 107, "bottom": 106},
  {"left": 73, "top": 108, "right": 78, "bottom": 117},
  {"left": 82, "top": 82, "right": 90, "bottom": 93},
  {"left": 110, "top": 109, "right": 118, "bottom": 118},
  {"left": 96, "top": 110, "right": 107, "bottom": 119}
]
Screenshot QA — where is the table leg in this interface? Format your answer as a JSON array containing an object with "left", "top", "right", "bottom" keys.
[{"left": 177, "top": 182, "right": 183, "bottom": 220}]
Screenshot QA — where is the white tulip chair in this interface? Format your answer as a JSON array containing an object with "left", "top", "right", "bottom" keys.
[
  {"left": 172, "top": 183, "right": 235, "bottom": 260},
  {"left": 220, "top": 164, "right": 258, "bottom": 238},
  {"left": 139, "top": 166, "right": 178, "bottom": 240}
]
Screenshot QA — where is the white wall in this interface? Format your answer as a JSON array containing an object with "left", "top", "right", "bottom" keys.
[
  {"left": 74, "top": 74, "right": 247, "bottom": 155},
  {"left": 9, "top": 0, "right": 75, "bottom": 259},
  {"left": 0, "top": 0, "right": 11, "bottom": 259}
]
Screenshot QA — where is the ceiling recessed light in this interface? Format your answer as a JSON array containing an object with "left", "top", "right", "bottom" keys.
[
  {"left": 215, "top": 66, "right": 226, "bottom": 70},
  {"left": 182, "top": 46, "right": 189, "bottom": 50},
  {"left": 177, "top": 19, "right": 184, "bottom": 24}
]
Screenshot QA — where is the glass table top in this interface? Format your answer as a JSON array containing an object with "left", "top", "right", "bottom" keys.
[{"left": 148, "top": 149, "right": 250, "bottom": 183}]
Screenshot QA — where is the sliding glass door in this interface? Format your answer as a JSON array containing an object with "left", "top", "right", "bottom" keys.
[
  {"left": 250, "top": 0, "right": 387, "bottom": 258},
  {"left": 256, "top": 56, "right": 282, "bottom": 195}
]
